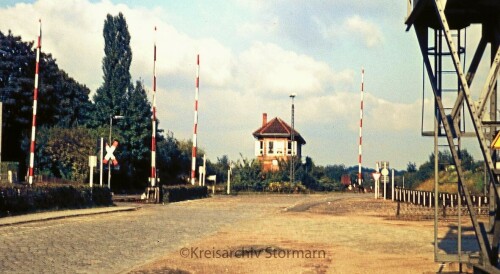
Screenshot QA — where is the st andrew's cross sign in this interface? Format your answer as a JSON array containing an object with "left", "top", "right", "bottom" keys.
[{"left": 103, "top": 140, "right": 119, "bottom": 166}]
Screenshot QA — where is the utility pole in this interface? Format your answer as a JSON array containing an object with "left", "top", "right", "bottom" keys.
[{"left": 290, "top": 93, "right": 296, "bottom": 185}]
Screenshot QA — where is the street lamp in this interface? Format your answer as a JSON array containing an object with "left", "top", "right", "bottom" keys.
[
  {"left": 108, "top": 115, "right": 125, "bottom": 189},
  {"left": 290, "top": 93, "right": 296, "bottom": 185}
]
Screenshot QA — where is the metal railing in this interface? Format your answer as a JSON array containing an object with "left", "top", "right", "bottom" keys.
[{"left": 394, "top": 187, "right": 488, "bottom": 209}]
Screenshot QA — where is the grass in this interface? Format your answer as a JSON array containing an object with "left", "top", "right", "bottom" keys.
[{"left": 415, "top": 169, "right": 485, "bottom": 195}]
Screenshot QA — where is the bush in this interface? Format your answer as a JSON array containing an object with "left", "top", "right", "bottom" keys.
[
  {"left": 0, "top": 185, "right": 113, "bottom": 217},
  {"left": 267, "top": 182, "right": 308, "bottom": 193},
  {"left": 161, "top": 185, "right": 208, "bottom": 203}
]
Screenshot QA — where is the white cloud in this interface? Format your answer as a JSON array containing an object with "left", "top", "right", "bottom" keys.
[
  {"left": 236, "top": 42, "right": 337, "bottom": 96},
  {"left": 365, "top": 94, "right": 421, "bottom": 131},
  {"left": 0, "top": 0, "right": 150, "bottom": 91},
  {"left": 0, "top": 0, "right": 428, "bottom": 169},
  {"left": 344, "top": 15, "right": 383, "bottom": 48},
  {"left": 294, "top": 90, "right": 421, "bottom": 134},
  {"left": 317, "top": 15, "right": 383, "bottom": 49},
  {"left": 237, "top": 17, "right": 279, "bottom": 38}
]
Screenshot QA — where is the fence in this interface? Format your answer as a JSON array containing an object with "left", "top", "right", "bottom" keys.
[
  {"left": 394, "top": 187, "right": 488, "bottom": 208},
  {"left": 0, "top": 172, "right": 19, "bottom": 184}
]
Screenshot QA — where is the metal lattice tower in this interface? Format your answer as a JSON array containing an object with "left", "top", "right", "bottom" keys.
[{"left": 406, "top": 0, "right": 499, "bottom": 271}]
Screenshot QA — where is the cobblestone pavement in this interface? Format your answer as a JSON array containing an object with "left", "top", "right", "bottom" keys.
[{"left": 0, "top": 194, "right": 337, "bottom": 274}]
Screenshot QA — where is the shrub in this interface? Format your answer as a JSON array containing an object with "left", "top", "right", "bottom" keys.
[
  {"left": 266, "top": 182, "right": 308, "bottom": 193},
  {"left": 0, "top": 185, "right": 113, "bottom": 217},
  {"left": 161, "top": 185, "right": 208, "bottom": 203}
]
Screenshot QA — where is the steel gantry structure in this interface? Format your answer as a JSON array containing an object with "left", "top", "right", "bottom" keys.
[{"left": 406, "top": 0, "right": 499, "bottom": 272}]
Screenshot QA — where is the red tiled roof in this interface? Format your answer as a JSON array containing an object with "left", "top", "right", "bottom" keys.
[{"left": 253, "top": 117, "right": 306, "bottom": 144}]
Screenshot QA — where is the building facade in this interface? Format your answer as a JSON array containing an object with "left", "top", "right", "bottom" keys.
[{"left": 252, "top": 113, "right": 306, "bottom": 172}]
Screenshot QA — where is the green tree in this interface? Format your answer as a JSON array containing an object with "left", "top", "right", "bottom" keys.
[
  {"left": 88, "top": 13, "right": 160, "bottom": 190},
  {"left": 295, "top": 156, "right": 319, "bottom": 190},
  {"left": 232, "top": 155, "right": 263, "bottom": 191},
  {"left": 156, "top": 135, "right": 183, "bottom": 184},
  {"left": 91, "top": 12, "right": 132, "bottom": 127},
  {"left": 459, "top": 149, "right": 475, "bottom": 170},
  {"left": 206, "top": 155, "right": 230, "bottom": 184},
  {"left": 0, "top": 30, "right": 92, "bottom": 177},
  {"left": 406, "top": 162, "right": 417, "bottom": 173},
  {"left": 156, "top": 139, "right": 205, "bottom": 184},
  {"left": 119, "top": 80, "right": 153, "bottom": 188},
  {"left": 36, "top": 126, "right": 97, "bottom": 182},
  {"left": 54, "top": 71, "right": 93, "bottom": 127},
  {"left": 324, "top": 164, "right": 346, "bottom": 181}
]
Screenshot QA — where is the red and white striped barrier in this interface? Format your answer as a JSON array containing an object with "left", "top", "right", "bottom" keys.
[
  {"left": 191, "top": 54, "right": 200, "bottom": 185},
  {"left": 150, "top": 26, "right": 157, "bottom": 187},
  {"left": 357, "top": 68, "right": 364, "bottom": 186},
  {"left": 28, "top": 19, "right": 41, "bottom": 186}
]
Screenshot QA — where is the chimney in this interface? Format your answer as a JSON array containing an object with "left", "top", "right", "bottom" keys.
[{"left": 262, "top": 113, "right": 267, "bottom": 126}]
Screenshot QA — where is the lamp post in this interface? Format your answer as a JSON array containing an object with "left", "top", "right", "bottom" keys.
[
  {"left": 290, "top": 93, "right": 296, "bottom": 185},
  {"left": 108, "top": 115, "right": 125, "bottom": 189}
]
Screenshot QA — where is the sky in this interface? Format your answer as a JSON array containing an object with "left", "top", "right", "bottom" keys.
[{"left": 0, "top": 0, "right": 491, "bottom": 170}]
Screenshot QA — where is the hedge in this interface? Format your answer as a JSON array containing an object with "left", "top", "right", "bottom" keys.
[
  {"left": 161, "top": 185, "right": 208, "bottom": 203},
  {"left": 0, "top": 185, "right": 113, "bottom": 217}
]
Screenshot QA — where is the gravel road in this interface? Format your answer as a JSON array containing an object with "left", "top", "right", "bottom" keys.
[{"left": 0, "top": 194, "right": 343, "bottom": 273}]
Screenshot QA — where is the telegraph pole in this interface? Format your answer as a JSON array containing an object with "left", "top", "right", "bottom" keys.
[{"left": 290, "top": 93, "right": 296, "bottom": 185}]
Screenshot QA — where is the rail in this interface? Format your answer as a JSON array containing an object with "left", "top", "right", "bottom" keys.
[{"left": 394, "top": 187, "right": 488, "bottom": 208}]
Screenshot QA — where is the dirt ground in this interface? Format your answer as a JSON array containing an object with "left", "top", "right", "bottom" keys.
[{"left": 127, "top": 194, "right": 479, "bottom": 274}]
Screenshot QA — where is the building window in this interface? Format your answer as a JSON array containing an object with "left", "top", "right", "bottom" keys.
[
  {"left": 287, "top": 141, "right": 297, "bottom": 156},
  {"left": 268, "top": 141, "right": 274, "bottom": 154},
  {"left": 275, "top": 141, "right": 284, "bottom": 155},
  {"left": 255, "top": 141, "right": 264, "bottom": 156}
]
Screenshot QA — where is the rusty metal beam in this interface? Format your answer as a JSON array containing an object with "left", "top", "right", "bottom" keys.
[
  {"left": 451, "top": 36, "right": 487, "bottom": 120},
  {"left": 415, "top": 22, "right": 491, "bottom": 265},
  {"left": 432, "top": 0, "right": 498, "bottom": 187},
  {"left": 433, "top": 0, "right": 500, "bottom": 267},
  {"left": 478, "top": 47, "right": 500, "bottom": 119}
]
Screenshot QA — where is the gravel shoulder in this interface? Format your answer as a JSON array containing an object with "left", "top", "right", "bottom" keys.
[{"left": 128, "top": 193, "right": 472, "bottom": 274}]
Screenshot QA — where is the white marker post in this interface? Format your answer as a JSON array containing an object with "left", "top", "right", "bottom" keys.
[
  {"left": 198, "top": 165, "right": 204, "bottom": 187},
  {"left": 202, "top": 154, "right": 207, "bottom": 186},
  {"left": 382, "top": 163, "right": 388, "bottom": 200},
  {"left": 99, "top": 137, "right": 103, "bottom": 187},
  {"left": 375, "top": 162, "right": 380, "bottom": 198},
  {"left": 227, "top": 166, "right": 232, "bottom": 195},
  {"left": 372, "top": 172, "right": 381, "bottom": 199},
  {"left": 89, "top": 156, "right": 97, "bottom": 187},
  {"left": 207, "top": 175, "right": 216, "bottom": 195},
  {"left": 391, "top": 169, "right": 395, "bottom": 201}
]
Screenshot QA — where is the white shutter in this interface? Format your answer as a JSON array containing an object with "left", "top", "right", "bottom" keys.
[
  {"left": 255, "top": 141, "right": 261, "bottom": 156},
  {"left": 275, "top": 141, "right": 284, "bottom": 154}
]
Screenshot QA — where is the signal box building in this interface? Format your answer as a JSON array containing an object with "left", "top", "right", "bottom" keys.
[{"left": 253, "top": 113, "right": 306, "bottom": 172}]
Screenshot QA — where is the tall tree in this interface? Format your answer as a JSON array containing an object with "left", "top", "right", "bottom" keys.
[
  {"left": 91, "top": 12, "right": 132, "bottom": 126},
  {"left": 0, "top": 30, "right": 91, "bottom": 176},
  {"left": 119, "top": 80, "right": 153, "bottom": 187},
  {"left": 406, "top": 162, "right": 417, "bottom": 173},
  {"left": 54, "top": 71, "right": 93, "bottom": 127},
  {"left": 156, "top": 136, "right": 192, "bottom": 185}
]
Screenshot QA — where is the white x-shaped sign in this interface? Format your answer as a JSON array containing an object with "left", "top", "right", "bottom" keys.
[{"left": 103, "top": 140, "right": 119, "bottom": 166}]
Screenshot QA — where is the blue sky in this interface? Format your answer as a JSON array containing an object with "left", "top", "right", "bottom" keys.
[{"left": 0, "top": 0, "right": 489, "bottom": 170}]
